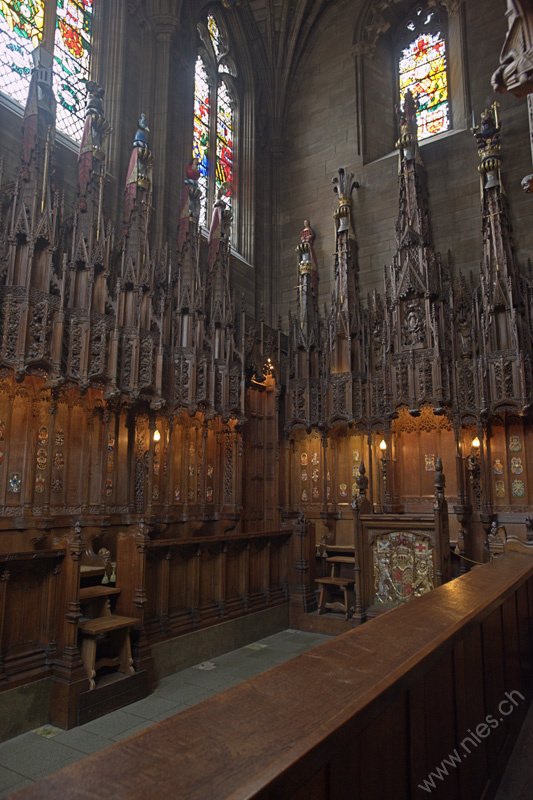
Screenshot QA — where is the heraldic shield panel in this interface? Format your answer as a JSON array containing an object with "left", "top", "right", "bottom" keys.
[{"left": 373, "top": 532, "right": 434, "bottom": 607}]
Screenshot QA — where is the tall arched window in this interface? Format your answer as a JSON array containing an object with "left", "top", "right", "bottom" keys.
[
  {"left": 398, "top": 5, "right": 449, "bottom": 140},
  {"left": 0, "top": 0, "right": 92, "bottom": 142},
  {"left": 193, "top": 13, "right": 236, "bottom": 230}
]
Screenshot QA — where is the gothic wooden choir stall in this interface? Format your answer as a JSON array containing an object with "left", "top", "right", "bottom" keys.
[{"left": 0, "top": 0, "right": 533, "bottom": 737}]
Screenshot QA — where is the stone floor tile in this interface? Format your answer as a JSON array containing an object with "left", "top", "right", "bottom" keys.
[
  {"left": 121, "top": 695, "right": 181, "bottom": 721},
  {"left": 111, "top": 720, "right": 156, "bottom": 741},
  {"left": 0, "top": 765, "right": 28, "bottom": 793},
  {"left": 152, "top": 682, "right": 213, "bottom": 705},
  {"left": 81, "top": 709, "right": 147, "bottom": 739},
  {"left": 50, "top": 728, "right": 113, "bottom": 755},
  {"left": 0, "top": 739, "right": 81, "bottom": 781},
  {"left": 0, "top": 734, "right": 42, "bottom": 761}
]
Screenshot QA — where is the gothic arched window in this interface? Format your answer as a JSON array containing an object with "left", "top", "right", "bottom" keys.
[
  {"left": 398, "top": 5, "right": 449, "bottom": 140},
  {"left": 0, "top": 0, "right": 92, "bottom": 142},
  {"left": 193, "top": 13, "right": 236, "bottom": 229}
]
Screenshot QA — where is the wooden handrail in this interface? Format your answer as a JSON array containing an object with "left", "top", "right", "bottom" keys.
[
  {"left": 14, "top": 551, "right": 533, "bottom": 800},
  {"left": 146, "top": 529, "right": 292, "bottom": 548}
]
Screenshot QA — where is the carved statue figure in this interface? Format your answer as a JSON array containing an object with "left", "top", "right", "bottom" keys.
[
  {"left": 77, "top": 81, "right": 111, "bottom": 209},
  {"left": 413, "top": 553, "right": 434, "bottom": 596},
  {"left": 374, "top": 553, "right": 395, "bottom": 604},
  {"left": 402, "top": 299, "right": 425, "bottom": 346},
  {"left": 124, "top": 113, "right": 153, "bottom": 221},
  {"left": 296, "top": 219, "right": 319, "bottom": 300},
  {"left": 208, "top": 182, "right": 231, "bottom": 264},
  {"left": 178, "top": 158, "right": 202, "bottom": 249},
  {"left": 297, "top": 220, "right": 317, "bottom": 266},
  {"left": 526, "top": 517, "right": 533, "bottom": 541}
]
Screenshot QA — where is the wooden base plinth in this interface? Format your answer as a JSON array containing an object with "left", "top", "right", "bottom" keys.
[{"left": 77, "top": 670, "right": 149, "bottom": 726}]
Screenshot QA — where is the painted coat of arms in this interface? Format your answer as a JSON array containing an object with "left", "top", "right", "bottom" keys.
[
  {"left": 512, "top": 480, "right": 525, "bottom": 498},
  {"left": 373, "top": 532, "right": 434, "bottom": 606}
]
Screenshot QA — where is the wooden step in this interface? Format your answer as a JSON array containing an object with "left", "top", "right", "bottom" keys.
[
  {"left": 80, "top": 565, "right": 106, "bottom": 579},
  {"left": 315, "top": 577, "right": 354, "bottom": 587},
  {"left": 326, "top": 556, "right": 355, "bottom": 564},
  {"left": 78, "top": 615, "right": 138, "bottom": 636},
  {"left": 79, "top": 586, "right": 121, "bottom": 601}
]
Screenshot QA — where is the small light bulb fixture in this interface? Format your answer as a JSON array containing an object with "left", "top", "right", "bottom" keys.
[
  {"left": 379, "top": 439, "right": 387, "bottom": 451},
  {"left": 472, "top": 436, "right": 480, "bottom": 449},
  {"left": 153, "top": 429, "right": 161, "bottom": 442}
]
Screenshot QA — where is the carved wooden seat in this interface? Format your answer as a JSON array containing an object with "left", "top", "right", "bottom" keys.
[
  {"left": 78, "top": 567, "right": 136, "bottom": 691},
  {"left": 78, "top": 615, "right": 137, "bottom": 691},
  {"left": 315, "top": 555, "right": 355, "bottom": 619}
]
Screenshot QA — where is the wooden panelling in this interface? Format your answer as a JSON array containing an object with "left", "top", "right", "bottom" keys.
[{"left": 0, "top": 550, "right": 65, "bottom": 689}]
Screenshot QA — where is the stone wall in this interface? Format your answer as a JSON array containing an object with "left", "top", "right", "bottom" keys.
[{"left": 277, "top": 0, "right": 533, "bottom": 326}]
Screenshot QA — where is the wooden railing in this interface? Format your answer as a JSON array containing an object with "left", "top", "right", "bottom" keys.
[{"left": 15, "top": 542, "right": 533, "bottom": 799}]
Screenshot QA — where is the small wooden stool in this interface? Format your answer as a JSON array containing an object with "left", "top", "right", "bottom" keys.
[{"left": 315, "top": 555, "right": 355, "bottom": 619}]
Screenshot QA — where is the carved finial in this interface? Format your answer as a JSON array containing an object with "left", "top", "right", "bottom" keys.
[{"left": 395, "top": 89, "right": 419, "bottom": 157}]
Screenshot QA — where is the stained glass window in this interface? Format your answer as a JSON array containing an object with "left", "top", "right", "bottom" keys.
[
  {"left": 216, "top": 80, "right": 233, "bottom": 209},
  {"left": 54, "top": 0, "right": 92, "bottom": 141},
  {"left": 398, "top": 7, "right": 449, "bottom": 140},
  {"left": 0, "top": 0, "right": 45, "bottom": 104},
  {"left": 193, "top": 14, "right": 235, "bottom": 230},
  {"left": 0, "top": 0, "right": 91, "bottom": 142},
  {"left": 207, "top": 14, "right": 221, "bottom": 58},
  {"left": 193, "top": 55, "right": 210, "bottom": 228}
]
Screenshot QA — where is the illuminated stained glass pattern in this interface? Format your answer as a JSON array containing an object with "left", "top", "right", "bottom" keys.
[
  {"left": 399, "top": 30, "right": 448, "bottom": 140},
  {"left": 216, "top": 80, "right": 233, "bottom": 211},
  {"left": 193, "top": 14, "right": 235, "bottom": 231},
  {"left": 193, "top": 55, "right": 210, "bottom": 227},
  {"left": 0, "top": 0, "right": 44, "bottom": 104},
  {"left": 207, "top": 14, "right": 221, "bottom": 58},
  {"left": 54, "top": 0, "right": 92, "bottom": 141}
]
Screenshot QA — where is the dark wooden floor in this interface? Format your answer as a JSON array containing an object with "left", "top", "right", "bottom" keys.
[{"left": 494, "top": 698, "right": 533, "bottom": 799}]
